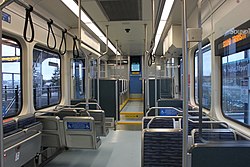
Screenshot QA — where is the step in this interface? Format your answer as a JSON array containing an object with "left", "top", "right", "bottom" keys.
[
  {"left": 116, "top": 121, "right": 142, "bottom": 130},
  {"left": 120, "top": 112, "right": 144, "bottom": 120}
]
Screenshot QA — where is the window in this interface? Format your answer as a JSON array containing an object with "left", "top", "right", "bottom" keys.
[
  {"left": 194, "top": 44, "right": 211, "bottom": 109},
  {"left": 222, "top": 50, "right": 249, "bottom": 125},
  {"left": 71, "top": 59, "right": 85, "bottom": 99},
  {"left": 100, "top": 60, "right": 106, "bottom": 78},
  {"left": 33, "top": 46, "right": 61, "bottom": 109},
  {"left": 2, "top": 37, "right": 22, "bottom": 118}
]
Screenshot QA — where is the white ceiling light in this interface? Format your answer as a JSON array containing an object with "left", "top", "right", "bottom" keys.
[
  {"left": 153, "top": 0, "right": 174, "bottom": 54},
  {"left": 61, "top": 0, "right": 121, "bottom": 55}
]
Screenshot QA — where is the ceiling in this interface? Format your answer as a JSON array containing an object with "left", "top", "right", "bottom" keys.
[{"left": 26, "top": 0, "right": 198, "bottom": 57}]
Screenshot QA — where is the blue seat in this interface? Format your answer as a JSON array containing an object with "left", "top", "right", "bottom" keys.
[
  {"left": 3, "top": 119, "right": 20, "bottom": 137},
  {"left": 159, "top": 108, "right": 178, "bottom": 116},
  {"left": 17, "top": 114, "right": 39, "bottom": 128},
  {"left": 142, "top": 129, "right": 182, "bottom": 167}
]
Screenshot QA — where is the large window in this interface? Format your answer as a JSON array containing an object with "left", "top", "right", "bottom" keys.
[
  {"left": 2, "top": 37, "right": 22, "bottom": 118},
  {"left": 33, "top": 47, "right": 61, "bottom": 109},
  {"left": 194, "top": 44, "right": 211, "bottom": 109},
  {"left": 222, "top": 50, "right": 249, "bottom": 125}
]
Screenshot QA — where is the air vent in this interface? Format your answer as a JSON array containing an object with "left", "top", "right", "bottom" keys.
[{"left": 98, "top": 0, "right": 142, "bottom": 21}]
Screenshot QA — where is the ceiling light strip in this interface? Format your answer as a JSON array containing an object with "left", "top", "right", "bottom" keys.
[
  {"left": 61, "top": 0, "right": 120, "bottom": 55},
  {"left": 153, "top": 0, "right": 174, "bottom": 54}
]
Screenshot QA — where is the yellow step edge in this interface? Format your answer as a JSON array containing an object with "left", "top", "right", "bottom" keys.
[
  {"left": 117, "top": 121, "right": 142, "bottom": 125},
  {"left": 129, "top": 98, "right": 144, "bottom": 101},
  {"left": 119, "top": 98, "right": 129, "bottom": 111},
  {"left": 120, "top": 112, "right": 144, "bottom": 115}
]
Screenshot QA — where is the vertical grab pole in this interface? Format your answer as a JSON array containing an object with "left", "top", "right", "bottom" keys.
[
  {"left": 78, "top": 0, "right": 89, "bottom": 109},
  {"left": 155, "top": 58, "right": 158, "bottom": 115},
  {"left": 97, "top": 25, "right": 109, "bottom": 104},
  {"left": 115, "top": 41, "right": 119, "bottom": 122},
  {"left": 197, "top": 0, "right": 203, "bottom": 140},
  {"left": 182, "top": 0, "right": 189, "bottom": 166},
  {"left": 144, "top": 24, "right": 149, "bottom": 111},
  {"left": 97, "top": 58, "right": 100, "bottom": 103},
  {"left": 0, "top": 10, "right": 3, "bottom": 167},
  {"left": 0, "top": 1, "right": 16, "bottom": 166},
  {"left": 115, "top": 40, "right": 118, "bottom": 78}
]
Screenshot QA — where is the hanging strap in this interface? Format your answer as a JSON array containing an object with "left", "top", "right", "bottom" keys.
[
  {"left": 23, "top": 5, "right": 35, "bottom": 43},
  {"left": 73, "top": 36, "right": 79, "bottom": 58},
  {"left": 59, "top": 29, "right": 67, "bottom": 55},
  {"left": 47, "top": 19, "right": 56, "bottom": 50}
]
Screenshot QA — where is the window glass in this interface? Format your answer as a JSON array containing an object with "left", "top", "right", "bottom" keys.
[
  {"left": 33, "top": 47, "right": 61, "bottom": 109},
  {"left": 90, "top": 59, "right": 97, "bottom": 99},
  {"left": 71, "top": 59, "right": 85, "bottom": 99},
  {"left": 194, "top": 44, "right": 211, "bottom": 109},
  {"left": 2, "top": 37, "right": 22, "bottom": 118},
  {"left": 222, "top": 50, "right": 249, "bottom": 125}
]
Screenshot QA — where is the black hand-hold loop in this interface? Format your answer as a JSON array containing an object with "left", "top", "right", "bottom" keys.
[
  {"left": 23, "top": 5, "right": 35, "bottom": 43},
  {"left": 73, "top": 36, "right": 79, "bottom": 58},
  {"left": 148, "top": 52, "right": 153, "bottom": 66},
  {"left": 59, "top": 29, "right": 67, "bottom": 55},
  {"left": 47, "top": 19, "right": 57, "bottom": 50}
]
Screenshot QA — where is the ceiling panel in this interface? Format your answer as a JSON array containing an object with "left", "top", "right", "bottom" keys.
[
  {"left": 97, "top": 0, "right": 142, "bottom": 21},
  {"left": 27, "top": 0, "right": 78, "bottom": 28}
]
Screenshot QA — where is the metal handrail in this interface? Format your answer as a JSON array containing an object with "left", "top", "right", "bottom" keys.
[
  {"left": 188, "top": 119, "right": 230, "bottom": 129},
  {"left": 4, "top": 131, "right": 41, "bottom": 152},
  {"left": 146, "top": 107, "right": 182, "bottom": 117},
  {"left": 146, "top": 116, "right": 183, "bottom": 129},
  {"left": 55, "top": 102, "right": 101, "bottom": 110}
]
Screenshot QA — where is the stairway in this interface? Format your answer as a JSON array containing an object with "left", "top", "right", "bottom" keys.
[{"left": 116, "top": 99, "right": 144, "bottom": 130}]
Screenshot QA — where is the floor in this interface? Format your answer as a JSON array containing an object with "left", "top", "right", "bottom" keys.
[
  {"left": 45, "top": 100, "right": 143, "bottom": 167},
  {"left": 121, "top": 101, "right": 143, "bottom": 112}
]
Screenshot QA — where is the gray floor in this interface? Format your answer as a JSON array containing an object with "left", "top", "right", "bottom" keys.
[
  {"left": 121, "top": 101, "right": 143, "bottom": 112},
  {"left": 45, "top": 130, "right": 141, "bottom": 167}
]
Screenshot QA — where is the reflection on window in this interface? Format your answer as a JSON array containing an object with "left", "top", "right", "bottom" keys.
[
  {"left": 194, "top": 44, "right": 211, "bottom": 109},
  {"left": 222, "top": 50, "right": 249, "bottom": 125},
  {"left": 90, "top": 59, "right": 97, "bottom": 99},
  {"left": 100, "top": 60, "right": 106, "bottom": 78},
  {"left": 33, "top": 47, "right": 61, "bottom": 109},
  {"left": 2, "top": 37, "right": 22, "bottom": 118},
  {"left": 71, "top": 59, "right": 85, "bottom": 99}
]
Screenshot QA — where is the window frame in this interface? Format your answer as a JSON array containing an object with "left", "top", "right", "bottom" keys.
[
  {"left": 2, "top": 35, "right": 23, "bottom": 119},
  {"left": 220, "top": 50, "right": 250, "bottom": 128},
  {"left": 194, "top": 43, "right": 212, "bottom": 110},
  {"left": 33, "top": 45, "right": 62, "bottom": 110}
]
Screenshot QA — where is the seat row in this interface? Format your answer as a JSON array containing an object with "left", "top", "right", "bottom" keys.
[
  {"left": 141, "top": 107, "right": 242, "bottom": 167},
  {"left": 36, "top": 102, "right": 109, "bottom": 149},
  {"left": 3, "top": 114, "right": 42, "bottom": 167}
]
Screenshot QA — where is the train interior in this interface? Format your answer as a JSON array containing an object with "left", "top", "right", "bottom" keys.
[{"left": 1, "top": 0, "right": 250, "bottom": 166}]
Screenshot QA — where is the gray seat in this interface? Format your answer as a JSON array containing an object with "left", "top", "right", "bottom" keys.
[
  {"left": 3, "top": 114, "right": 42, "bottom": 167},
  {"left": 36, "top": 115, "right": 64, "bottom": 147},
  {"left": 63, "top": 116, "right": 101, "bottom": 149},
  {"left": 80, "top": 110, "right": 109, "bottom": 136}
]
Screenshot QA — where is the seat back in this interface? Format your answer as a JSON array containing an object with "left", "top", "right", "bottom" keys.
[
  {"left": 192, "top": 129, "right": 236, "bottom": 143},
  {"left": 143, "top": 117, "right": 176, "bottom": 129},
  {"left": 36, "top": 115, "right": 63, "bottom": 147},
  {"left": 63, "top": 116, "right": 101, "bottom": 149},
  {"left": 3, "top": 119, "right": 19, "bottom": 137},
  {"left": 16, "top": 114, "right": 38, "bottom": 128},
  {"left": 55, "top": 108, "right": 78, "bottom": 119},
  {"left": 142, "top": 129, "right": 182, "bottom": 167}
]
